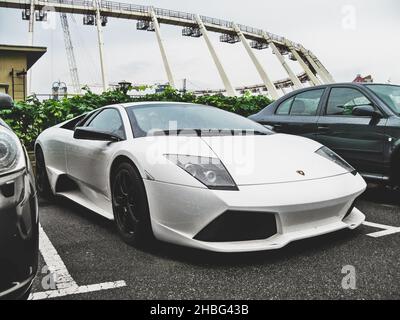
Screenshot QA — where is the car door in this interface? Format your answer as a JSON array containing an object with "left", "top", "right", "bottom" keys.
[
  {"left": 260, "top": 88, "right": 326, "bottom": 140},
  {"left": 41, "top": 115, "right": 89, "bottom": 178},
  {"left": 43, "top": 127, "right": 73, "bottom": 176},
  {"left": 316, "top": 86, "right": 388, "bottom": 175},
  {"left": 66, "top": 107, "right": 126, "bottom": 197}
]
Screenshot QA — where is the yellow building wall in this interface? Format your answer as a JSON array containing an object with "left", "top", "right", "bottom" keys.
[{"left": 0, "top": 52, "right": 27, "bottom": 101}]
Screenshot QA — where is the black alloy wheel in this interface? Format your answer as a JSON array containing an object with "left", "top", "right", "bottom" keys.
[{"left": 112, "top": 162, "right": 153, "bottom": 247}]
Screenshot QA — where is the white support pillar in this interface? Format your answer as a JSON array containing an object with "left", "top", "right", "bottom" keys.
[
  {"left": 233, "top": 24, "right": 279, "bottom": 100},
  {"left": 150, "top": 8, "right": 175, "bottom": 88},
  {"left": 285, "top": 40, "right": 321, "bottom": 86},
  {"left": 307, "top": 50, "right": 335, "bottom": 83},
  {"left": 27, "top": 0, "right": 35, "bottom": 95},
  {"left": 95, "top": 0, "right": 108, "bottom": 92},
  {"left": 262, "top": 33, "right": 302, "bottom": 90},
  {"left": 299, "top": 46, "right": 330, "bottom": 84},
  {"left": 195, "top": 15, "right": 236, "bottom": 97}
]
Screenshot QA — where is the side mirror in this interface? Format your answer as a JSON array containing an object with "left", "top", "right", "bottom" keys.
[
  {"left": 352, "top": 105, "right": 380, "bottom": 118},
  {"left": 0, "top": 94, "right": 14, "bottom": 110},
  {"left": 74, "top": 127, "right": 122, "bottom": 142}
]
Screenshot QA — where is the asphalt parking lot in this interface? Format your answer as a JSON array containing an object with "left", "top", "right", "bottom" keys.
[{"left": 30, "top": 184, "right": 400, "bottom": 300}]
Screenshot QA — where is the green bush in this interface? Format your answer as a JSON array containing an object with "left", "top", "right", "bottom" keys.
[{"left": 0, "top": 86, "right": 272, "bottom": 150}]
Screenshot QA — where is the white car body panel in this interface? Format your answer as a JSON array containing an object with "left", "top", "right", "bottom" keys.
[
  {"left": 35, "top": 102, "right": 367, "bottom": 252},
  {"left": 201, "top": 134, "right": 348, "bottom": 185},
  {"left": 145, "top": 172, "right": 365, "bottom": 252}
]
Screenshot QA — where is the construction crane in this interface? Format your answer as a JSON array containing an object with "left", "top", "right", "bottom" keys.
[{"left": 59, "top": 13, "right": 81, "bottom": 94}]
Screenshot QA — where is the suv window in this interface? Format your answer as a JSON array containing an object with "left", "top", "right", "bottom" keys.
[
  {"left": 327, "top": 88, "right": 372, "bottom": 116},
  {"left": 87, "top": 108, "right": 125, "bottom": 138},
  {"left": 275, "top": 89, "right": 324, "bottom": 116}
]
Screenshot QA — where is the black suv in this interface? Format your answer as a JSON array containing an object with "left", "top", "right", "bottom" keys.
[
  {"left": 0, "top": 94, "right": 39, "bottom": 299},
  {"left": 249, "top": 83, "right": 400, "bottom": 185}
]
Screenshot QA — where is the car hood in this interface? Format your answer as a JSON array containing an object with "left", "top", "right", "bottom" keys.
[
  {"left": 201, "top": 134, "right": 349, "bottom": 185},
  {"left": 135, "top": 134, "right": 349, "bottom": 187}
]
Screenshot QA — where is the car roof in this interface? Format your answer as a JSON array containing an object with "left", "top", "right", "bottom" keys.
[
  {"left": 117, "top": 101, "right": 207, "bottom": 109},
  {"left": 293, "top": 82, "right": 392, "bottom": 90},
  {"left": 274, "top": 82, "right": 394, "bottom": 99}
]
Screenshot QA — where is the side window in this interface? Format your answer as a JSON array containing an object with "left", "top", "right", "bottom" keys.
[
  {"left": 290, "top": 89, "right": 324, "bottom": 116},
  {"left": 276, "top": 97, "right": 294, "bottom": 115},
  {"left": 61, "top": 114, "right": 86, "bottom": 130},
  {"left": 87, "top": 108, "right": 125, "bottom": 138},
  {"left": 82, "top": 110, "right": 100, "bottom": 126},
  {"left": 327, "top": 88, "right": 372, "bottom": 116},
  {"left": 275, "top": 90, "right": 324, "bottom": 116}
]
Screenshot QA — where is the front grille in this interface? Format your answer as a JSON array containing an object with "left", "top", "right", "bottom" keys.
[{"left": 194, "top": 211, "right": 277, "bottom": 242}]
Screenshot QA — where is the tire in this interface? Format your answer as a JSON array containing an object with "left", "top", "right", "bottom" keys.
[
  {"left": 35, "top": 148, "right": 53, "bottom": 199},
  {"left": 390, "top": 151, "right": 400, "bottom": 188},
  {"left": 111, "top": 162, "right": 154, "bottom": 248}
]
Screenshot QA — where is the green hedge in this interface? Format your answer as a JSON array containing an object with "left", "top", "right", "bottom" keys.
[{"left": 0, "top": 86, "right": 272, "bottom": 150}]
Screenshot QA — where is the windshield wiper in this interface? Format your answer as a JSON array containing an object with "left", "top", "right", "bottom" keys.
[{"left": 148, "top": 129, "right": 269, "bottom": 137}]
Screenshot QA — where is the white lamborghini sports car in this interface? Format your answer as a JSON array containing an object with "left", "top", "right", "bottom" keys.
[{"left": 35, "top": 102, "right": 367, "bottom": 252}]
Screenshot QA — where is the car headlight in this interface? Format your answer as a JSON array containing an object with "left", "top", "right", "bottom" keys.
[
  {"left": 165, "top": 154, "right": 238, "bottom": 190},
  {"left": 0, "top": 127, "right": 25, "bottom": 176},
  {"left": 315, "top": 146, "right": 357, "bottom": 175}
]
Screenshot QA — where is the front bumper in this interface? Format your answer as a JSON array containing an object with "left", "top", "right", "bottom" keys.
[
  {"left": 145, "top": 173, "right": 366, "bottom": 252},
  {"left": 0, "top": 169, "right": 39, "bottom": 299}
]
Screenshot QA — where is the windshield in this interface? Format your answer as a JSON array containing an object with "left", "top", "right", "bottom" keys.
[
  {"left": 366, "top": 84, "right": 400, "bottom": 114},
  {"left": 126, "top": 103, "right": 272, "bottom": 137}
]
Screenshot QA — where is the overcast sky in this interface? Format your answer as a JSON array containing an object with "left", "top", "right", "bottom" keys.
[{"left": 0, "top": 0, "right": 399, "bottom": 94}]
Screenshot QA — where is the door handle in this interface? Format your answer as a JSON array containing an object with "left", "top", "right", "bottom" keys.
[{"left": 318, "top": 125, "right": 330, "bottom": 133}]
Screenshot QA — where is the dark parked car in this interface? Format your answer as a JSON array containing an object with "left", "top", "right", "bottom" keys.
[
  {"left": 0, "top": 94, "right": 39, "bottom": 299},
  {"left": 249, "top": 83, "right": 400, "bottom": 185}
]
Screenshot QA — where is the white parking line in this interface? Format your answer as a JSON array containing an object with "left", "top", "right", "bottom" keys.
[
  {"left": 29, "top": 225, "right": 126, "bottom": 300},
  {"left": 29, "top": 280, "right": 126, "bottom": 300},
  {"left": 36, "top": 224, "right": 78, "bottom": 290},
  {"left": 363, "top": 221, "right": 400, "bottom": 238}
]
